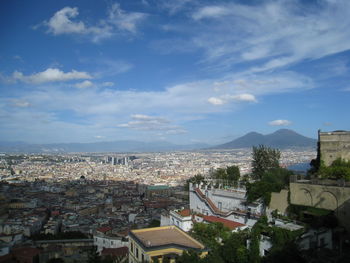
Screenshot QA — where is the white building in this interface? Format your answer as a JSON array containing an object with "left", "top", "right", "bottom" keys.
[
  {"left": 161, "top": 209, "right": 193, "bottom": 232},
  {"left": 93, "top": 227, "right": 128, "bottom": 253},
  {"left": 189, "top": 183, "right": 264, "bottom": 227}
]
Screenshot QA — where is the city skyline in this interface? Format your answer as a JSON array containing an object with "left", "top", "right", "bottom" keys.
[{"left": 1, "top": 0, "right": 350, "bottom": 144}]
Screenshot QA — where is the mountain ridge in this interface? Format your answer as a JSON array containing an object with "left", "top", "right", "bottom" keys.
[
  {"left": 0, "top": 140, "right": 210, "bottom": 153},
  {"left": 213, "top": 129, "right": 317, "bottom": 149},
  {"left": 0, "top": 129, "right": 317, "bottom": 153}
]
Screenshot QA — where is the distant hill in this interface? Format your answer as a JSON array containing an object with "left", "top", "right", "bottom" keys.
[
  {"left": 0, "top": 140, "right": 210, "bottom": 153},
  {"left": 213, "top": 129, "right": 317, "bottom": 149}
]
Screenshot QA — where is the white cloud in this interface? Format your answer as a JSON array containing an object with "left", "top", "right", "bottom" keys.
[
  {"left": 46, "top": 7, "right": 86, "bottom": 35},
  {"left": 208, "top": 93, "right": 257, "bottom": 106},
  {"left": 159, "top": 0, "right": 193, "bottom": 15},
  {"left": 187, "top": 0, "right": 350, "bottom": 72},
  {"left": 192, "top": 6, "right": 230, "bottom": 20},
  {"left": 229, "top": 94, "right": 257, "bottom": 102},
  {"left": 268, "top": 119, "right": 292, "bottom": 126},
  {"left": 101, "top": 82, "right": 114, "bottom": 87},
  {"left": 108, "top": 3, "right": 147, "bottom": 33},
  {"left": 117, "top": 114, "right": 186, "bottom": 134},
  {"left": 208, "top": 97, "right": 224, "bottom": 105},
  {"left": 12, "top": 68, "right": 92, "bottom": 84},
  {"left": 0, "top": 69, "right": 311, "bottom": 142},
  {"left": 41, "top": 4, "right": 147, "bottom": 42},
  {"left": 11, "top": 100, "right": 31, "bottom": 108},
  {"left": 75, "top": 80, "right": 94, "bottom": 89}
]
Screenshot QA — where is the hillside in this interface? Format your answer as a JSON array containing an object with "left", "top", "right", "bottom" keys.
[{"left": 214, "top": 129, "right": 317, "bottom": 149}]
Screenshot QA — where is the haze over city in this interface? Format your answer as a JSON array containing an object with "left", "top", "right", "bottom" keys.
[{"left": 1, "top": 0, "right": 350, "bottom": 145}]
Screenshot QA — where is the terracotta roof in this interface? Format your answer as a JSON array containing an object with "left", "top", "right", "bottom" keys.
[
  {"left": 176, "top": 209, "right": 191, "bottom": 217},
  {"left": 202, "top": 215, "right": 245, "bottom": 230},
  {"left": 131, "top": 226, "right": 205, "bottom": 250},
  {"left": 101, "top": 247, "right": 128, "bottom": 257},
  {"left": 97, "top": 226, "right": 112, "bottom": 233}
]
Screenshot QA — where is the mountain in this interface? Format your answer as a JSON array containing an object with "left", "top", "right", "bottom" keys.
[
  {"left": 0, "top": 140, "right": 210, "bottom": 153},
  {"left": 214, "top": 129, "right": 317, "bottom": 149}
]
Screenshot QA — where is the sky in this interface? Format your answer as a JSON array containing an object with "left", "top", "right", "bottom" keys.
[{"left": 1, "top": 0, "right": 350, "bottom": 145}]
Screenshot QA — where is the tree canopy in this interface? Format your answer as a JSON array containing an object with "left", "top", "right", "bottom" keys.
[
  {"left": 246, "top": 168, "right": 292, "bottom": 204},
  {"left": 318, "top": 158, "right": 350, "bottom": 181},
  {"left": 252, "top": 145, "right": 281, "bottom": 180},
  {"left": 211, "top": 165, "right": 241, "bottom": 186}
]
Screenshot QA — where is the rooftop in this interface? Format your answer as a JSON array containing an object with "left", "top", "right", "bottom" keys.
[
  {"left": 96, "top": 226, "right": 112, "bottom": 233},
  {"left": 101, "top": 246, "right": 128, "bottom": 257},
  {"left": 175, "top": 209, "right": 191, "bottom": 217},
  {"left": 202, "top": 215, "right": 245, "bottom": 230},
  {"left": 147, "top": 185, "right": 170, "bottom": 190},
  {"left": 130, "top": 226, "right": 205, "bottom": 250}
]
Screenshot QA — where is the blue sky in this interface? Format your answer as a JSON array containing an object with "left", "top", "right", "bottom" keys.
[{"left": 1, "top": 0, "right": 350, "bottom": 144}]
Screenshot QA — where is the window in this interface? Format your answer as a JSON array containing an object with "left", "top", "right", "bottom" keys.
[
  {"left": 218, "top": 202, "right": 222, "bottom": 210},
  {"left": 142, "top": 254, "right": 145, "bottom": 262},
  {"left": 131, "top": 242, "right": 134, "bottom": 254},
  {"left": 136, "top": 248, "right": 139, "bottom": 258}
]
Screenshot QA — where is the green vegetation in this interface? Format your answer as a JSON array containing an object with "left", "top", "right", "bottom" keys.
[
  {"left": 179, "top": 222, "right": 249, "bottom": 263},
  {"left": 252, "top": 145, "right": 281, "bottom": 180},
  {"left": 246, "top": 145, "right": 293, "bottom": 205},
  {"left": 185, "top": 174, "right": 205, "bottom": 190},
  {"left": 246, "top": 168, "right": 292, "bottom": 205},
  {"left": 190, "top": 222, "right": 231, "bottom": 250},
  {"left": 287, "top": 204, "right": 337, "bottom": 229},
  {"left": 318, "top": 158, "right": 350, "bottom": 181},
  {"left": 179, "top": 219, "right": 306, "bottom": 263},
  {"left": 211, "top": 165, "right": 241, "bottom": 186},
  {"left": 148, "top": 219, "right": 160, "bottom": 228}
]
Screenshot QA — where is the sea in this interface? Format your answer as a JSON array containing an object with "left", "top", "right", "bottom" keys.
[{"left": 287, "top": 162, "right": 311, "bottom": 175}]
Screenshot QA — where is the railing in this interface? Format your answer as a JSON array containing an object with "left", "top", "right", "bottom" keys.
[{"left": 193, "top": 188, "right": 261, "bottom": 219}]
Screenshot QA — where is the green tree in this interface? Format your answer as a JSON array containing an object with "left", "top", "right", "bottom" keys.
[
  {"left": 252, "top": 145, "right": 281, "bottom": 180},
  {"left": 177, "top": 250, "right": 202, "bottom": 263},
  {"left": 246, "top": 168, "right": 292, "bottom": 204},
  {"left": 148, "top": 219, "right": 160, "bottom": 228},
  {"left": 185, "top": 174, "right": 205, "bottom": 190},
  {"left": 212, "top": 168, "right": 227, "bottom": 180},
  {"left": 190, "top": 222, "right": 230, "bottom": 250},
  {"left": 211, "top": 166, "right": 240, "bottom": 186},
  {"left": 220, "top": 231, "right": 249, "bottom": 263},
  {"left": 226, "top": 165, "right": 240, "bottom": 183},
  {"left": 318, "top": 158, "right": 350, "bottom": 181}
]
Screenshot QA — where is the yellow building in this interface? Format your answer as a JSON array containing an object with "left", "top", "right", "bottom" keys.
[{"left": 128, "top": 226, "right": 207, "bottom": 263}]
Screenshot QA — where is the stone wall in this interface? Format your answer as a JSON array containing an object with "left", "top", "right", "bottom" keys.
[
  {"left": 290, "top": 182, "right": 350, "bottom": 231},
  {"left": 319, "top": 131, "right": 350, "bottom": 166},
  {"left": 269, "top": 189, "right": 289, "bottom": 215}
]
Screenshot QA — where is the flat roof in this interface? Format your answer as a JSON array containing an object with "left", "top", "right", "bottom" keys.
[
  {"left": 147, "top": 185, "right": 170, "bottom": 190},
  {"left": 202, "top": 215, "right": 245, "bottom": 230},
  {"left": 130, "top": 226, "right": 205, "bottom": 250},
  {"left": 175, "top": 209, "right": 191, "bottom": 217}
]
